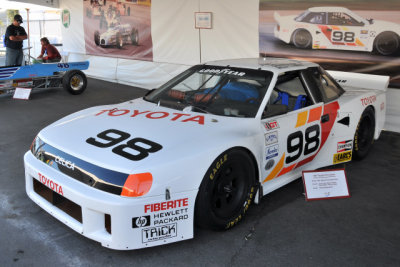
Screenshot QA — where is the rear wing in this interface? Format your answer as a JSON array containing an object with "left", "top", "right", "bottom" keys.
[
  {"left": 327, "top": 70, "right": 389, "bottom": 92},
  {"left": 274, "top": 11, "right": 281, "bottom": 22}
]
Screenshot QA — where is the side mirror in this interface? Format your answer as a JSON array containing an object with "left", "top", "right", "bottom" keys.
[
  {"left": 262, "top": 104, "right": 288, "bottom": 119},
  {"left": 144, "top": 88, "right": 155, "bottom": 97}
]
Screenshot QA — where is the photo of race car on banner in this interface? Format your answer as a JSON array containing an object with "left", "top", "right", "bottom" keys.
[
  {"left": 259, "top": 0, "right": 400, "bottom": 88},
  {"left": 83, "top": 0, "right": 152, "bottom": 61}
]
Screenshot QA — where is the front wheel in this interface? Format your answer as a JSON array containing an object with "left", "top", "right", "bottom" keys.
[
  {"left": 62, "top": 70, "right": 88, "bottom": 95},
  {"left": 195, "top": 149, "right": 256, "bottom": 230},
  {"left": 94, "top": 30, "right": 100, "bottom": 46},
  {"left": 353, "top": 108, "right": 375, "bottom": 159},
  {"left": 292, "top": 29, "right": 312, "bottom": 49},
  {"left": 374, "top": 32, "right": 399, "bottom": 56}
]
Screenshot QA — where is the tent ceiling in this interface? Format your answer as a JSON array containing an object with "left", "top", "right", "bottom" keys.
[{"left": 0, "top": 0, "right": 59, "bottom": 9}]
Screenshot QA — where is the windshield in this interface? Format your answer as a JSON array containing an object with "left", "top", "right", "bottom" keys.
[
  {"left": 144, "top": 65, "right": 273, "bottom": 118},
  {"left": 295, "top": 10, "right": 310, "bottom": 22}
]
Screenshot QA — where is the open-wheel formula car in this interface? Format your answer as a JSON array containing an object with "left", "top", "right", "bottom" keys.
[
  {"left": 24, "top": 58, "right": 387, "bottom": 250},
  {"left": 94, "top": 24, "right": 139, "bottom": 48},
  {"left": 0, "top": 61, "right": 89, "bottom": 98},
  {"left": 274, "top": 6, "right": 400, "bottom": 55}
]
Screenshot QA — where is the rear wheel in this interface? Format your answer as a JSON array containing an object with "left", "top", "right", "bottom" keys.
[
  {"left": 116, "top": 32, "right": 123, "bottom": 49},
  {"left": 130, "top": 28, "right": 139, "bottom": 45},
  {"left": 353, "top": 108, "right": 375, "bottom": 159},
  {"left": 292, "top": 29, "right": 312, "bottom": 49},
  {"left": 195, "top": 149, "right": 256, "bottom": 230},
  {"left": 63, "top": 70, "right": 87, "bottom": 95},
  {"left": 374, "top": 32, "right": 399, "bottom": 56}
]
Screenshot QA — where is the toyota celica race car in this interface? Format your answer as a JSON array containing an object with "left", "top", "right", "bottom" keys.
[
  {"left": 274, "top": 7, "right": 400, "bottom": 55},
  {"left": 24, "top": 58, "right": 387, "bottom": 250}
]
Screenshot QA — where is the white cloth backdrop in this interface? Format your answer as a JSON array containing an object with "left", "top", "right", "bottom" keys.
[
  {"left": 59, "top": 0, "right": 259, "bottom": 88},
  {"left": 59, "top": 0, "right": 399, "bottom": 132}
]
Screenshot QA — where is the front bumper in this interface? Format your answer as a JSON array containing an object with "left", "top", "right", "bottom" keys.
[{"left": 24, "top": 151, "right": 196, "bottom": 250}]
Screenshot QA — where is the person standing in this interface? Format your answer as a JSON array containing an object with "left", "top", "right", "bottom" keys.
[
  {"left": 4, "top": 14, "right": 27, "bottom": 66},
  {"left": 37, "top": 37, "right": 61, "bottom": 63}
]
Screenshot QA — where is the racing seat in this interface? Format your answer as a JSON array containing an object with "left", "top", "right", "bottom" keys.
[
  {"left": 273, "top": 91, "right": 307, "bottom": 111},
  {"left": 195, "top": 81, "right": 259, "bottom": 103}
]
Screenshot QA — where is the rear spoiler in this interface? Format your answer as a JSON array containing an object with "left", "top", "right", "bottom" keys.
[
  {"left": 274, "top": 11, "right": 281, "bottom": 22},
  {"left": 327, "top": 70, "right": 389, "bottom": 91}
]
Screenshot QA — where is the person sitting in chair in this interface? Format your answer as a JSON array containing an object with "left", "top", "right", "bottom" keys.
[{"left": 37, "top": 37, "right": 61, "bottom": 63}]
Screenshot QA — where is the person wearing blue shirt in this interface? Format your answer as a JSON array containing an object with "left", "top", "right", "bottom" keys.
[{"left": 4, "top": 14, "right": 27, "bottom": 66}]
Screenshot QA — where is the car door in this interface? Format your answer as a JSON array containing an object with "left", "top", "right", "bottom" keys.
[
  {"left": 260, "top": 71, "right": 324, "bottom": 192},
  {"left": 322, "top": 12, "right": 368, "bottom": 51}
]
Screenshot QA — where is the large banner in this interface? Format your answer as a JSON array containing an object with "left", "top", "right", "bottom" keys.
[
  {"left": 83, "top": 0, "right": 152, "bottom": 61},
  {"left": 259, "top": 1, "right": 400, "bottom": 88}
]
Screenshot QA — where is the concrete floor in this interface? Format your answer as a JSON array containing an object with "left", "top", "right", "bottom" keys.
[{"left": 1, "top": 78, "right": 399, "bottom": 266}]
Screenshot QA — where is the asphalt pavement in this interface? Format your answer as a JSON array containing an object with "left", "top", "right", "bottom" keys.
[{"left": 1, "top": 78, "right": 400, "bottom": 266}]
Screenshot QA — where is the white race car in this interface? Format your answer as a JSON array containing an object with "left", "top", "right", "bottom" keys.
[
  {"left": 94, "top": 24, "right": 139, "bottom": 48},
  {"left": 274, "top": 7, "right": 400, "bottom": 55},
  {"left": 25, "top": 58, "right": 387, "bottom": 250}
]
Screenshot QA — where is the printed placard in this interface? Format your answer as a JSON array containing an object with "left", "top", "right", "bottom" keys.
[
  {"left": 302, "top": 169, "right": 350, "bottom": 201},
  {"left": 195, "top": 12, "right": 212, "bottom": 29},
  {"left": 13, "top": 87, "right": 32, "bottom": 100}
]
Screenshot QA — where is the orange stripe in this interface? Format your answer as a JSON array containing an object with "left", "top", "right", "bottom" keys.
[
  {"left": 277, "top": 163, "right": 296, "bottom": 177},
  {"left": 307, "top": 106, "right": 322, "bottom": 123},
  {"left": 355, "top": 38, "right": 364, "bottom": 47},
  {"left": 263, "top": 153, "right": 285, "bottom": 183},
  {"left": 295, "top": 110, "right": 308, "bottom": 127}
]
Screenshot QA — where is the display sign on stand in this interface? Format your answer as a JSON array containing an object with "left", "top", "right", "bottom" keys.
[
  {"left": 302, "top": 169, "right": 350, "bottom": 201},
  {"left": 13, "top": 87, "right": 32, "bottom": 100}
]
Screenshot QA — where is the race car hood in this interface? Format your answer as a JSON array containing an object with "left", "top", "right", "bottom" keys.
[
  {"left": 34, "top": 98, "right": 259, "bottom": 196},
  {"left": 370, "top": 20, "right": 400, "bottom": 33}
]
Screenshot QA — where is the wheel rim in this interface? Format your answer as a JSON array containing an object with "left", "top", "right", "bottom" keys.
[
  {"left": 70, "top": 75, "right": 84, "bottom": 90},
  {"left": 357, "top": 116, "right": 373, "bottom": 152},
  {"left": 210, "top": 160, "right": 249, "bottom": 219},
  {"left": 294, "top": 31, "right": 311, "bottom": 48},
  {"left": 377, "top": 35, "right": 399, "bottom": 55}
]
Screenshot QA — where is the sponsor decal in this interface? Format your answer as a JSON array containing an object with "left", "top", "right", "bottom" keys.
[
  {"left": 95, "top": 109, "right": 205, "bottom": 125},
  {"left": 370, "top": 31, "right": 376, "bottom": 37},
  {"left": 210, "top": 154, "right": 228, "bottom": 180},
  {"left": 144, "top": 198, "right": 188, "bottom": 213},
  {"left": 142, "top": 223, "right": 177, "bottom": 243},
  {"left": 265, "top": 159, "right": 275, "bottom": 170},
  {"left": 266, "top": 144, "right": 279, "bottom": 160},
  {"left": 132, "top": 215, "right": 151, "bottom": 228},
  {"left": 62, "top": 9, "right": 70, "bottom": 28},
  {"left": 153, "top": 208, "right": 189, "bottom": 225},
  {"left": 360, "top": 95, "right": 376, "bottom": 106},
  {"left": 333, "top": 151, "right": 352, "bottom": 164},
  {"left": 337, "top": 140, "right": 352, "bottom": 153},
  {"left": 381, "top": 102, "right": 385, "bottom": 111},
  {"left": 198, "top": 68, "right": 246, "bottom": 77},
  {"left": 264, "top": 120, "right": 279, "bottom": 130},
  {"left": 55, "top": 156, "right": 75, "bottom": 170},
  {"left": 360, "top": 30, "right": 368, "bottom": 34},
  {"left": 38, "top": 172, "right": 64, "bottom": 195},
  {"left": 265, "top": 131, "right": 278, "bottom": 146}
]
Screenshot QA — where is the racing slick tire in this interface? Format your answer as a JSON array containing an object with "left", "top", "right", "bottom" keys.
[
  {"left": 292, "top": 29, "right": 312, "bottom": 49},
  {"left": 130, "top": 28, "right": 139, "bottom": 45},
  {"left": 63, "top": 70, "right": 88, "bottom": 95},
  {"left": 94, "top": 31, "right": 100, "bottom": 46},
  {"left": 195, "top": 149, "right": 257, "bottom": 230},
  {"left": 116, "top": 32, "right": 123, "bottom": 49},
  {"left": 374, "top": 32, "right": 400, "bottom": 56},
  {"left": 353, "top": 107, "right": 375, "bottom": 160}
]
